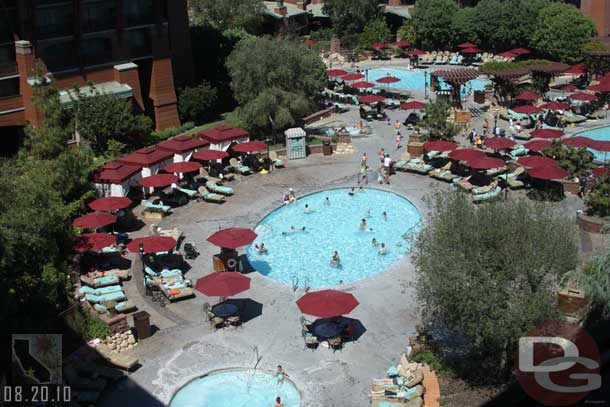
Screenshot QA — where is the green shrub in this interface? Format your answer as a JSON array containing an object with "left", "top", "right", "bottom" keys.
[
  {"left": 411, "top": 349, "right": 446, "bottom": 373},
  {"left": 66, "top": 306, "right": 109, "bottom": 340},
  {"left": 586, "top": 175, "right": 610, "bottom": 218},
  {"left": 544, "top": 140, "right": 594, "bottom": 178},
  {"left": 150, "top": 122, "right": 196, "bottom": 142},
  {"left": 178, "top": 82, "right": 218, "bottom": 124}
]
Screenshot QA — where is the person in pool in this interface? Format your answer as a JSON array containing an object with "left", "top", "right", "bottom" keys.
[
  {"left": 274, "top": 396, "right": 285, "bottom": 407},
  {"left": 382, "top": 211, "right": 387, "bottom": 221},
  {"left": 348, "top": 187, "right": 355, "bottom": 196},
  {"left": 379, "top": 243, "right": 387, "bottom": 255},
  {"left": 288, "top": 188, "right": 297, "bottom": 204},
  {"left": 324, "top": 197, "right": 330, "bottom": 205},
  {"left": 254, "top": 243, "right": 267, "bottom": 253},
  {"left": 304, "top": 204, "right": 311, "bottom": 213},
  {"left": 276, "top": 365, "right": 289, "bottom": 384},
  {"left": 331, "top": 251, "right": 340, "bottom": 266},
  {"left": 372, "top": 238, "right": 378, "bottom": 247},
  {"left": 359, "top": 219, "right": 368, "bottom": 230},
  {"left": 364, "top": 209, "right": 371, "bottom": 217}
]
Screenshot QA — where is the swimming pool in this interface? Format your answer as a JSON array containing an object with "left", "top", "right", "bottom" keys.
[
  {"left": 247, "top": 188, "right": 422, "bottom": 288},
  {"left": 170, "top": 369, "right": 301, "bottom": 407},
  {"left": 574, "top": 126, "right": 610, "bottom": 163},
  {"left": 367, "top": 67, "right": 490, "bottom": 92}
]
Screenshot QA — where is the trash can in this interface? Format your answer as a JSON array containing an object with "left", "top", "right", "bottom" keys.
[
  {"left": 323, "top": 142, "right": 333, "bottom": 156},
  {"left": 473, "top": 90, "right": 486, "bottom": 104},
  {"left": 285, "top": 127, "right": 307, "bottom": 159},
  {"left": 132, "top": 311, "right": 151, "bottom": 340}
]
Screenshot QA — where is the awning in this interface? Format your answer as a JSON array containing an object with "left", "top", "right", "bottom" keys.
[
  {"left": 285, "top": 127, "right": 306, "bottom": 139},
  {"left": 59, "top": 81, "right": 133, "bottom": 106}
]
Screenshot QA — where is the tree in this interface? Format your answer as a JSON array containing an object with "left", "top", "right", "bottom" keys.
[
  {"left": 323, "top": 0, "right": 381, "bottom": 37},
  {"left": 396, "top": 18, "right": 416, "bottom": 44},
  {"left": 531, "top": 3, "right": 597, "bottom": 64},
  {"left": 543, "top": 140, "right": 594, "bottom": 178},
  {"left": 178, "top": 82, "right": 218, "bottom": 124},
  {"left": 226, "top": 37, "right": 326, "bottom": 135},
  {"left": 451, "top": 7, "right": 479, "bottom": 46},
  {"left": 69, "top": 85, "right": 152, "bottom": 154},
  {"left": 189, "top": 0, "right": 265, "bottom": 33},
  {"left": 412, "top": 0, "right": 458, "bottom": 50},
  {"left": 420, "top": 100, "right": 460, "bottom": 141},
  {"left": 585, "top": 175, "right": 610, "bottom": 218},
  {"left": 360, "top": 17, "right": 391, "bottom": 48},
  {"left": 412, "top": 190, "right": 578, "bottom": 381}
]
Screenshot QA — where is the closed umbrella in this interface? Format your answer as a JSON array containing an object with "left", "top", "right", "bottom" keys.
[
  {"left": 517, "top": 156, "right": 557, "bottom": 169},
  {"left": 569, "top": 93, "right": 598, "bottom": 102},
  {"left": 88, "top": 197, "right": 132, "bottom": 211},
  {"left": 73, "top": 233, "right": 116, "bottom": 253},
  {"left": 524, "top": 140, "right": 552, "bottom": 152},
  {"left": 400, "top": 101, "right": 426, "bottom": 110},
  {"left": 512, "top": 105, "right": 543, "bottom": 115},
  {"left": 515, "top": 91, "right": 540, "bottom": 101},
  {"left": 126, "top": 236, "right": 177, "bottom": 253},
  {"left": 358, "top": 95, "right": 385, "bottom": 104},
  {"left": 163, "top": 161, "right": 202, "bottom": 173},
  {"left": 423, "top": 140, "right": 457, "bottom": 152},
  {"left": 563, "top": 137, "right": 596, "bottom": 148},
  {"left": 232, "top": 141, "right": 268, "bottom": 153},
  {"left": 195, "top": 272, "right": 251, "bottom": 297},
  {"left": 139, "top": 174, "right": 179, "bottom": 188},
  {"left": 530, "top": 129, "right": 564, "bottom": 139},
  {"left": 528, "top": 166, "right": 568, "bottom": 180},
  {"left": 296, "top": 290, "right": 359, "bottom": 318},
  {"left": 448, "top": 149, "right": 486, "bottom": 161},
  {"left": 342, "top": 73, "right": 365, "bottom": 81},
  {"left": 73, "top": 213, "right": 117, "bottom": 229},
  {"left": 485, "top": 137, "right": 515, "bottom": 150},
  {"left": 193, "top": 149, "right": 229, "bottom": 161},
  {"left": 352, "top": 81, "right": 375, "bottom": 89},
  {"left": 467, "top": 157, "right": 505, "bottom": 170},
  {"left": 207, "top": 227, "right": 257, "bottom": 249}
]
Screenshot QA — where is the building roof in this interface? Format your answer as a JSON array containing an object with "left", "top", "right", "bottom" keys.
[
  {"left": 384, "top": 5, "right": 413, "bottom": 19},
  {"left": 262, "top": 1, "right": 328, "bottom": 19},
  {"left": 157, "top": 134, "right": 209, "bottom": 154},
  {"left": 198, "top": 125, "right": 250, "bottom": 143},
  {"left": 431, "top": 68, "right": 480, "bottom": 85},
  {"left": 92, "top": 162, "right": 142, "bottom": 184},
  {"left": 307, "top": 3, "right": 329, "bottom": 18},
  {"left": 58, "top": 81, "right": 133, "bottom": 105},
  {"left": 118, "top": 146, "right": 173, "bottom": 167}
]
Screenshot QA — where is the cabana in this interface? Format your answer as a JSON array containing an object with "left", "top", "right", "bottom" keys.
[
  {"left": 198, "top": 125, "right": 250, "bottom": 152},
  {"left": 157, "top": 134, "right": 209, "bottom": 163},
  {"left": 431, "top": 68, "right": 480, "bottom": 108},
  {"left": 91, "top": 162, "right": 142, "bottom": 197},
  {"left": 118, "top": 146, "right": 173, "bottom": 179}
]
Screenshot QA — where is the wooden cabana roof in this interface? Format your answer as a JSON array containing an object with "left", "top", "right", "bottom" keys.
[
  {"left": 531, "top": 62, "right": 569, "bottom": 74},
  {"left": 431, "top": 68, "right": 480, "bottom": 85}
]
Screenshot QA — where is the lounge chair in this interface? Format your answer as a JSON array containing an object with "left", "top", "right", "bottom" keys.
[
  {"left": 79, "top": 285, "right": 123, "bottom": 296},
  {"left": 473, "top": 186, "right": 502, "bottom": 203},
  {"left": 115, "top": 300, "right": 136, "bottom": 313},
  {"left": 509, "top": 145, "right": 528, "bottom": 159},
  {"left": 404, "top": 158, "right": 433, "bottom": 174},
  {"left": 176, "top": 186, "right": 197, "bottom": 197},
  {"left": 85, "top": 291, "right": 126, "bottom": 304},
  {"left": 394, "top": 152, "right": 412, "bottom": 171},
  {"left": 486, "top": 166, "right": 507, "bottom": 176},
  {"left": 196, "top": 168, "right": 223, "bottom": 184},
  {"left": 206, "top": 180, "right": 234, "bottom": 196},
  {"left": 448, "top": 54, "right": 459, "bottom": 65},
  {"left": 153, "top": 276, "right": 194, "bottom": 301},
  {"left": 141, "top": 199, "right": 170, "bottom": 213},
  {"left": 229, "top": 158, "right": 252, "bottom": 175},
  {"left": 269, "top": 150, "right": 285, "bottom": 168},
  {"left": 92, "top": 343, "right": 138, "bottom": 370},
  {"left": 104, "top": 269, "right": 130, "bottom": 280},
  {"left": 453, "top": 176, "right": 476, "bottom": 192},
  {"left": 499, "top": 167, "right": 526, "bottom": 189},
  {"left": 429, "top": 163, "right": 459, "bottom": 182},
  {"left": 197, "top": 187, "right": 226, "bottom": 203},
  {"left": 80, "top": 274, "right": 119, "bottom": 288}
]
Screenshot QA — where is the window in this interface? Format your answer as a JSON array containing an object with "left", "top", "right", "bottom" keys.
[
  {"left": 123, "top": 0, "right": 154, "bottom": 27},
  {"left": 38, "top": 40, "right": 78, "bottom": 71},
  {"left": 81, "top": 1, "right": 118, "bottom": 33},
  {"left": 0, "top": 8, "right": 18, "bottom": 43},
  {"left": 81, "top": 36, "right": 113, "bottom": 66},
  {"left": 36, "top": 5, "right": 73, "bottom": 38},
  {"left": 126, "top": 27, "right": 151, "bottom": 58},
  {"left": 0, "top": 77, "right": 19, "bottom": 98},
  {"left": 0, "top": 44, "right": 15, "bottom": 66}
]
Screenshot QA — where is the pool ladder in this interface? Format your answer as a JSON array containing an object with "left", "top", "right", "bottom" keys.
[
  {"left": 291, "top": 275, "right": 299, "bottom": 292},
  {"left": 303, "top": 277, "right": 310, "bottom": 293},
  {"left": 252, "top": 346, "right": 262, "bottom": 370}
]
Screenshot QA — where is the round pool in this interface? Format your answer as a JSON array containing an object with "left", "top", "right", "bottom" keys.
[
  {"left": 247, "top": 188, "right": 422, "bottom": 287},
  {"left": 170, "top": 369, "right": 301, "bottom": 407}
]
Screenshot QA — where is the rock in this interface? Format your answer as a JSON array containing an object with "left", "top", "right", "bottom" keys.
[
  {"left": 120, "top": 340, "right": 128, "bottom": 348},
  {"left": 127, "top": 336, "right": 135, "bottom": 345},
  {"left": 108, "top": 342, "right": 116, "bottom": 350}
]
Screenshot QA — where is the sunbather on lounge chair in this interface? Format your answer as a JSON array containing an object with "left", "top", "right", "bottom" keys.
[{"left": 80, "top": 274, "right": 120, "bottom": 288}]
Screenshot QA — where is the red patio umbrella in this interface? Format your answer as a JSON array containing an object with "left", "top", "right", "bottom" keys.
[
  {"left": 528, "top": 166, "right": 568, "bottom": 180},
  {"left": 517, "top": 156, "right": 558, "bottom": 169},
  {"left": 512, "top": 105, "right": 543, "bottom": 114},
  {"left": 539, "top": 102, "right": 570, "bottom": 111},
  {"left": 569, "top": 92, "right": 597, "bottom": 102},
  {"left": 563, "top": 136, "right": 596, "bottom": 148},
  {"left": 496, "top": 51, "right": 517, "bottom": 59},
  {"left": 327, "top": 69, "right": 348, "bottom": 77},
  {"left": 591, "top": 140, "right": 610, "bottom": 152},
  {"left": 515, "top": 91, "right": 540, "bottom": 101},
  {"left": 73, "top": 213, "right": 117, "bottom": 229},
  {"left": 207, "top": 227, "right": 257, "bottom": 249},
  {"left": 422, "top": 140, "right": 457, "bottom": 152},
  {"left": 304, "top": 39, "right": 317, "bottom": 46},
  {"left": 352, "top": 81, "right": 375, "bottom": 89},
  {"left": 409, "top": 49, "right": 426, "bottom": 56},
  {"left": 461, "top": 47, "right": 481, "bottom": 54},
  {"left": 359, "top": 95, "right": 386, "bottom": 104},
  {"left": 164, "top": 161, "right": 202, "bottom": 174},
  {"left": 193, "top": 149, "right": 229, "bottom": 161},
  {"left": 73, "top": 233, "right": 116, "bottom": 253},
  {"left": 400, "top": 101, "right": 426, "bottom": 110},
  {"left": 448, "top": 149, "right": 486, "bottom": 162},
  {"left": 139, "top": 174, "right": 179, "bottom": 188},
  {"left": 458, "top": 42, "right": 477, "bottom": 48},
  {"left": 565, "top": 64, "right": 585, "bottom": 75},
  {"left": 485, "top": 137, "right": 516, "bottom": 150},
  {"left": 524, "top": 139, "right": 552, "bottom": 152},
  {"left": 561, "top": 85, "right": 578, "bottom": 92},
  {"left": 342, "top": 73, "right": 365, "bottom": 81},
  {"left": 127, "top": 236, "right": 177, "bottom": 253},
  {"left": 592, "top": 167, "right": 610, "bottom": 177},
  {"left": 530, "top": 129, "right": 564, "bottom": 139},
  {"left": 296, "top": 289, "right": 359, "bottom": 318},
  {"left": 88, "top": 197, "right": 132, "bottom": 212},
  {"left": 195, "top": 272, "right": 251, "bottom": 297},
  {"left": 588, "top": 83, "right": 610, "bottom": 92},
  {"left": 371, "top": 42, "right": 388, "bottom": 49},
  {"left": 510, "top": 48, "right": 531, "bottom": 55},
  {"left": 376, "top": 76, "right": 400, "bottom": 84},
  {"left": 392, "top": 40, "right": 411, "bottom": 47},
  {"left": 232, "top": 141, "right": 268, "bottom": 153},
  {"left": 467, "top": 157, "right": 505, "bottom": 170}
]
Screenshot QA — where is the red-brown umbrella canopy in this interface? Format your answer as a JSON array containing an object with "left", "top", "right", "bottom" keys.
[
  {"left": 392, "top": 40, "right": 411, "bottom": 47},
  {"left": 539, "top": 102, "right": 570, "bottom": 111},
  {"left": 409, "top": 49, "right": 426, "bottom": 56},
  {"left": 467, "top": 157, "right": 505, "bottom": 170},
  {"left": 565, "top": 64, "right": 586, "bottom": 75},
  {"left": 569, "top": 92, "right": 598, "bottom": 102},
  {"left": 510, "top": 47, "right": 531, "bottom": 55},
  {"left": 591, "top": 141, "right": 610, "bottom": 152},
  {"left": 496, "top": 51, "right": 517, "bottom": 59},
  {"left": 127, "top": 236, "right": 177, "bottom": 253},
  {"left": 359, "top": 95, "right": 386, "bottom": 104},
  {"left": 524, "top": 139, "right": 552, "bottom": 152},
  {"left": 512, "top": 105, "right": 543, "bottom": 114},
  {"left": 448, "top": 149, "right": 486, "bottom": 161},
  {"left": 139, "top": 174, "right": 179, "bottom": 188},
  {"left": 327, "top": 69, "right": 348, "bottom": 77},
  {"left": 563, "top": 136, "right": 596, "bottom": 148},
  {"left": 423, "top": 140, "right": 457, "bottom": 152},
  {"left": 73, "top": 213, "right": 117, "bottom": 229},
  {"left": 515, "top": 91, "right": 540, "bottom": 101},
  {"left": 588, "top": 82, "right": 610, "bottom": 92},
  {"left": 195, "top": 272, "right": 251, "bottom": 297},
  {"left": 304, "top": 39, "right": 317, "bottom": 46},
  {"left": 371, "top": 42, "right": 388, "bottom": 49},
  {"left": 485, "top": 137, "right": 516, "bottom": 150},
  {"left": 529, "top": 129, "right": 564, "bottom": 139},
  {"left": 592, "top": 167, "right": 610, "bottom": 177},
  {"left": 352, "top": 81, "right": 375, "bottom": 89},
  {"left": 376, "top": 76, "right": 400, "bottom": 84},
  {"left": 461, "top": 47, "right": 481, "bottom": 54},
  {"left": 296, "top": 289, "right": 359, "bottom": 318},
  {"left": 88, "top": 197, "right": 132, "bottom": 211},
  {"left": 561, "top": 84, "right": 578, "bottom": 92},
  {"left": 73, "top": 233, "right": 116, "bottom": 253},
  {"left": 163, "top": 161, "right": 202, "bottom": 173},
  {"left": 528, "top": 166, "right": 568, "bottom": 180},
  {"left": 193, "top": 149, "right": 229, "bottom": 161},
  {"left": 342, "top": 73, "right": 365, "bottom": 81},
  {"left": 232, "top": 141, "right": 268, "bottom": 153},
  {"left": 400, "top": 101, "right": 427, "bottom": 110},
  {"left": 458, "top": 42, "right": 477, "bottom": 48},
  {"left": 518, "top": 156, "right": 558, "bottom": 169},
  {"left": 207, "top": 227, "right": 257, "bottom": 249}
]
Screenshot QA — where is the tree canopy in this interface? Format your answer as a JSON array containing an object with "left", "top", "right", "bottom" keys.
[
  {"left": 420, "top": 100, "right": 460, "bottom": 141},
  {"left": 226, "top": 37, "right": 326, "bottom": 134},
  {"left": 360, "top": 17, "right": 392, "bottom": 48},
  {"left": 451, "top": 7, "right": 479, "bottom": 46},
  {"left": 531, "top": 2, "right": 597, "bottom": 64},
  {"left": 322, "top": 0, "right": 381, "bottom": 37},
  {"left": 412, "top": 190, "right": 578, "bottom": 381},
  {"left": 189, "top": 0, "right": 265, "bottom": 33},
  {"left": 178, "top": 82, "right": 218, "bottom": 125},
  {"left": 412, "top": 0, "right": 459, "bottom": 50}
]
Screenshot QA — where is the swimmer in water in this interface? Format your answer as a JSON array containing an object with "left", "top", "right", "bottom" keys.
[
  {"left": 331, "top": 251, "right": 340, "bottom": 266},
  {"left": 254, "top": 243, "right": 267, "bottom": 253},
  {"left": 276, "top": 365, "right": 288, "bottom": 384},
  {"left": 324, "top": 197, "right": 330, "bottom": 205},
  {"left": 274, "top": 396, "right": 286, "bottom": 407},
  {"left": 282, "top": 226, "right": 297, "bottom": 236},
  {"left": 372, "top": 238, "right": 378, "bottom": 246},
  {"left": 364, "top": 209, "right": 371, "bottom": 217},
  {"left": 382, "top": 211, "right": 387, "bottom": 221},
  {"left": 359, "top": 219, "right": 367, "bottom": 230},
  {"left": 348, "top": 187, "right": 355, "bottom": 196},
  {"left": 304, "top": 204, "right": 311, "bottom": 214},
  {"left": 379, "top": 243, "right": 387, "bottom": 255}
]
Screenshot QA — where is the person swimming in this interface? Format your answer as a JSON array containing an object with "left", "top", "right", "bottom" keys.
[
  {"left": 276, "top": 365, "right": 288, "bottom": 384},
  {"left": 304, "top": 204, "right": 311, "bottom": 213},
  {"left": 274, "top": 396, "right": 286, "bottom": 407},
  {"left": 254, "top": 243, "right": 267, "bottom": 253},
  {"left": 360, "top": 219, "right": 367, "bottom": 230},
  {"left": 348, "top": 187, "right": 355, "bottom": 196},
  {"left": 324, "top": 197, "right": 330, "bottom": 205},
  {"left": 382, "top": 211, "right": 387, "bottom": 221},
  {"left": 331, "top": 251, "right": 340, "bottom": 266},
  {"left": 364, "top": 209, "right": 371, "bottom": 217},
  {"left": 372, "top": 238, "right": 378, "bottom": 246},
  {"left": 379, "top": 243, "right": 387, "bottom": 255}
]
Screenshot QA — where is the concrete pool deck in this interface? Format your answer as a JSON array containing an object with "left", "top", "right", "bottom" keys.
[{"left": 99, "top": 102, "right": 590, "bottom": 407}]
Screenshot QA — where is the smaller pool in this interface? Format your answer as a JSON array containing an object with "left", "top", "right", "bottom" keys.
[
  {"left": 573, "top": 126, "right": 610, "bottom": 163},
  {"left": 367, "top": 67, "right": 490, "bottom": 92},
  {"left": 324, "top": 126, "right": 364, "bottom": 137},
  {"left": 170, "top": 369, "right": 301, "bottom": 407}
]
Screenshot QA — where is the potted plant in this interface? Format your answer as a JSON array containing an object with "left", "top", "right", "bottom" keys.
[{"left": 415, "top": 324, "right": 429, "bottom": 343}]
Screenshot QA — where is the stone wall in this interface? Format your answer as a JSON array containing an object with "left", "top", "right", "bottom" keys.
[{"left": 577, "top": 213, "right": 609, "bottom": 233}]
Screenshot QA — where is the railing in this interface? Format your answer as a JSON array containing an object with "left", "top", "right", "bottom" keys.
[{"left": 291, "top": 275, "right": 299, "bottom": 292}]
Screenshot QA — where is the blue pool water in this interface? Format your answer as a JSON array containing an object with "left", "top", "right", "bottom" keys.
[
  {"left": 170, "top": 369, "right": 301, "bottom": 407},
  {"left": 247, "top": 188, "right": 422, "bottom": 287},
  {"left": 574, "top": 126, "right": 610, "bottom": 163},
  {"left": 367, "top": 67, "right": 490, "bottom": 92}
]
